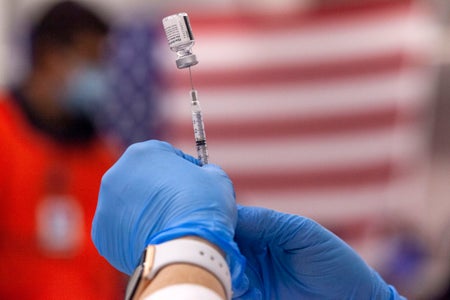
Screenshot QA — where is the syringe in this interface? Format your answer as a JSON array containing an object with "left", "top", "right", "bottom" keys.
[{"left": 162, "top": 13, "right": 209, "bottom": 165}]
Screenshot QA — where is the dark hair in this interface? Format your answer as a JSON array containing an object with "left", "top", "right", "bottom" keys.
[{"left": 30, "top": 1, "right": 109, "bottom": 65}]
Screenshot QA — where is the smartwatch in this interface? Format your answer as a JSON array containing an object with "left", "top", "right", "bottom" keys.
[{"left": 125, "top": 239, "right": 232, "bottom": 300}]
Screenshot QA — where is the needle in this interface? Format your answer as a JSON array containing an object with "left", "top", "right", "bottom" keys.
[{"left": 189, "top": 66, "right": 194, "bottom": 90}]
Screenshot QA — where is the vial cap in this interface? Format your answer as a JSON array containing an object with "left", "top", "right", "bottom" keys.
[{"left": 176, "top": 54, "right": 198, "bottom": 69}]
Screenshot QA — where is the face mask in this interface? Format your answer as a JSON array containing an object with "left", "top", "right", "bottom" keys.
[{"left": 61, "top": 64, "right": 109, "bottom": 115}]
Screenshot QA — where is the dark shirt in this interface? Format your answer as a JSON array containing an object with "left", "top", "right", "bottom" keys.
[{"left": 11, "top": 88, "right": 96, "bottom": 144}]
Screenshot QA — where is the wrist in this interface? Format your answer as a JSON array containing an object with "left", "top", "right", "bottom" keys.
[
  {"left": 127, "top": 237, "right": 231, "bottom": 300},
  {"left": 146, "top": 226, "right": 247, "bottom": 296}
]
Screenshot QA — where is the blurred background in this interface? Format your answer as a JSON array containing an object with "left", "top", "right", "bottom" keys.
[{"left": 0, "top": 0, "right": 448, "bottom": 299}]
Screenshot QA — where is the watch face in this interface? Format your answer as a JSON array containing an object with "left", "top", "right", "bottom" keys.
[{"left": 125, "top": 264, "right": 143, "bottom": 300}]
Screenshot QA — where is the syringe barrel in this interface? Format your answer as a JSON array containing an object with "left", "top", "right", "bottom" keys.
[{"left": 190, "top": 90, "right": 209, "bottom": 165}]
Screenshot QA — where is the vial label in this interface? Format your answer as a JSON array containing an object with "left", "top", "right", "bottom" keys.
[{"left": 163, "top": 14, "right": 194, "bottom": 48}]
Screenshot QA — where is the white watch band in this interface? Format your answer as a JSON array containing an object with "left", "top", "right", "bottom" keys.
[{"left": 143, "top": 239, "right": 232, "bottom": 300}]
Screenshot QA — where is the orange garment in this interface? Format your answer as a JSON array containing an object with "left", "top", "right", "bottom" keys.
[{"left": 0, "top": 92, "right": 124, "bottom": 299}]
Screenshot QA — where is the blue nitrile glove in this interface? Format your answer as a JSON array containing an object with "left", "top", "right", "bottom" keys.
[
  {"left": 234, "top": 205, "right": 406, "bottom": 300},
  {"left": 91, "top": 140, "right": 248, "bottom": 296}
]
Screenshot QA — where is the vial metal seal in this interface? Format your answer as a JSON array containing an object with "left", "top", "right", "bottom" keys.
[{"left": 162, "top": 13, "right": 198, "bottom": 69}]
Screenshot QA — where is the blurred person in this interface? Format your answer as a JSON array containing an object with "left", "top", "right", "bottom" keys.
[
  {"left": 0, "top": 1, "right": 123, "bottom": 298},
  {"left": 92, "top": 140, "right": 406, "bottom": 300}
]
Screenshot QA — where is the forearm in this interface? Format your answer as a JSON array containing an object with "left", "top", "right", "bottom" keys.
[{"left": 138, "top": 264, "right": 225, "bottom": 300}]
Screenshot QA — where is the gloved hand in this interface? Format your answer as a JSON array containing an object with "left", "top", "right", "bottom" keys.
[
  {"left": 234, "top": 205, "right": 406, "bottom": 300},
  {"left": 91, "top": 140, "right": 247, "bottom": 295}
]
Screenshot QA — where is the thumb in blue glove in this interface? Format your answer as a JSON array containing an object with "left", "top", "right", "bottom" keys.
[
  {"left": 91, "top": 140, "right": 248, "bottom": 296},
  {"left": 234, "top": 205, "right": 406, "bottom": 300}
]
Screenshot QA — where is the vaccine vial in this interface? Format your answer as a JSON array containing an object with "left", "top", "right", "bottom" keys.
[{"left": 162, "top": 13, "right": 199, "bottom": 69}]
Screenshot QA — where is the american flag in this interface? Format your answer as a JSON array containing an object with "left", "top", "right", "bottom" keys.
[
  {"left": 159, "top": 0, "right": 439, "bottom": 268},
  {"left": 101, "top": 21, "right": 165, "bottom": 147}
]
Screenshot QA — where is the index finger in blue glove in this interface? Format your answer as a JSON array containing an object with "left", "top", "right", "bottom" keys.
[{"left": 125, "top": 139, "right": 201, "bottom": 165}]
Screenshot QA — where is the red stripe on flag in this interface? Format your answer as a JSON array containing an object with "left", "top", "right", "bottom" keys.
[
  {"left": 229, "top": 160, "right": 412, "bottom": 192},
  {"left": 327, "top": 219, "right": 377, "bottom": 242},
  {"left": 187, "top": 0, "right": 414, "bottom": 34},
  {"left": 171, "top": 52, "right": 425, "bottom": 89}
]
